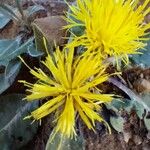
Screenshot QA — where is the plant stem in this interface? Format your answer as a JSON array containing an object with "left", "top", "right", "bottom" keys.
[{"left": 109, "top": 77, "right": 150, "bottom": 111}]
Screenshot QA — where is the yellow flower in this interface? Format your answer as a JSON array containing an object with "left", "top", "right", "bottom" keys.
[
  {"left": 65, "top": 0, "right": 150, "bottom": 64},
  {"left": 20, "top": 40, "right": 113, "bottom": 138}
]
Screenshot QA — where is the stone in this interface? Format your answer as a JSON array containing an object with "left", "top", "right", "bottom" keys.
[
  {"left": 139, "top": 79, "right": 150, "bottom": 93},
  {"left": 33, "top": 16, "right": 67, "bottom": 46}
]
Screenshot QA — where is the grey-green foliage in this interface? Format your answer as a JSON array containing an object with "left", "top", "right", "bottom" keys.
[
  {"left": 32, "top": 23, "right": 53, "bottom": 54},
  {"left": 0, "top": 37, "right": 21, "bottom": 61},
  {"left": 27, "top": 5, "right": 45, "bottom": 17},
  {"left": 130, "top": 38, "right": 150, "bottom": 67},
  {"left": 0, "top": 37, "right": 43, "bottom": 61},
  {"left": 0, "top": 94, "right": 39, "bottom": 150},
  {"left": 0, "top": 59, "right": 21, "bottom": 95},
  {"left": 106, "top": 99, "right": 131, "bottom": 132},
  {"left": 0, "top": 37, "right": 43, "bottom": 94},
  {"left": 0, "top": 13, "right": 11, "bottom": 29},
  {"left": 140, "top": 94, "right": 150, "bottom": 130},
  {"left": 0, "top": 37, "right": 25, "bottom": 61},
  {"left": 106, "top": 99, "right": 133, "bottom": 113},
  {"left": 0, "top": 0, "right": 45, "bottom": 94},
  {"left": 110, "top": 116, "right": 124, "bottom": 132},
  {"left": 46, "top": 132, "right": 85, "bottom": 150},
  {"left": 27, "top": 41, "right": 44, "bottom": 57},
  {"left": 0, "top": 1, "right": 45, "bottom": 29},
  {"left": 66, "top": 1, "right": 85, "bottom": 37},
  {"left": 0, "top": 5, "right": 19, "bottom": 22},
  {"left": 107, "top": 94, "right": 150, "bottom": 132},
  {"left": 32, "top": 23, "right": 47, "bottom": 52}
]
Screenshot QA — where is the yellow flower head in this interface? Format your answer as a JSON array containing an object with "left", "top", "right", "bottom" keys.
[
  {"left": 20, "top": 41, "right": 113, "bottom": 138},
  {"left": 65, "top": 0, "right": 150, "bottom": 64}
]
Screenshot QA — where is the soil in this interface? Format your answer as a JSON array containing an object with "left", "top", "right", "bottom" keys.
[
  {"left": 1, "top": 0, "right": 150, "bottom": 150},
  {"left": 123, "top": 67, "right": 150, "bottom": 94}
]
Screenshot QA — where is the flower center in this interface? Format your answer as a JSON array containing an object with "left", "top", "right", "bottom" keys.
[
  {"left": 66, "top": 89, "right": 72, "bottom": 94},
  {"left": 65, "top": 87, "right": 76, "bottom": 96}
]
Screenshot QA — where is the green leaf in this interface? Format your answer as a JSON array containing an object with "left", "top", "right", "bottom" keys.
[
  {"left": 143, "top": 94, "right": 150, "bottom": 130},
  {"left": 131, "top": 39, "right": 150, "bottom": 67},
  {"left": 27, "top": 42, "right": 44, "bottom": 57},
  {"left": 32, "top": 22, "right": 53, "bottom": 53},
  {"left": 0, "top": 59, "right": 21, "bottom": 94},
  {"left": 27, "top": 5, "right": 45, "bottom": 17},
  {"left": 46, "top": 132, "right": 85, "bottom": 150},
  {"left": 0, "top": 38, "right": 21, "bottom": 57},
  {"left": 0, "top": 132, "right": 10, "bottom": 150},
  {"left": 0, "top": 4, "right": 19, "bottom": 21},
  {"left": 32, "top": 23, "right": 47, "bottom": 52},
  {"left": 4, "top": 59, "right": 21, "bottom": 77},
  {"left": 141, "top": 94, "right": 150, "bottom": 108},
  {"left": 67, "top": 4, "right": 85, "bottom": 37},
  {"left": 0, "top": 94, "right": 39, "bottom": 149},
  {"left": 0, "top": 60, "right": 9, "bottom": 67},
  {"left": 110, "top": 116, "right": 124, "bottom": 132},
  {"left": 15, "top": 0, "right": 25, "bottom": 19},
  {"left": 0, "top": 37, "right": 34, "bottom": 62},
  {"left": 71, "top": 26, "right": 85, "bottom": 37},
  {"left": 109, "top": 78, "right": 150, "bottom": 119},
  {"left": 0, "top": 37, "right": 42, "bottom": 94},
  {"left": 144, "top": 117, "right": 150, "bottom": 130},
  {"left": 106, "top": 98, "right": 133, "bottom": 113},
  {"left": 0, "top": 37, "right": 43, "bottom": 61},
  {"left": 133, "top": 94, "right": 150, "bottom": 119},
  {"left": 133, "top": 101, "right": 145, "bottom": 119},
  {"left": 6, "top": 38, "right": 34, "bottom": 61},
  {"left": 0, "top": 13, "right": 11, "bottom": 29}
]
